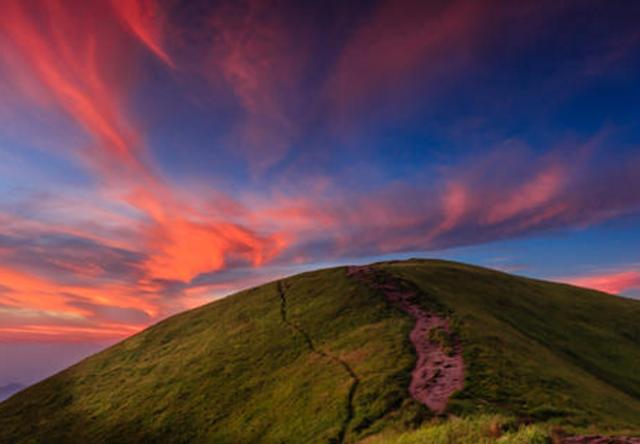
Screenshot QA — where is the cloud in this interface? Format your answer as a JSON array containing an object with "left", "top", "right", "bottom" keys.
[
  {"left": 326, "top": 0, "right": 486, "bottom": 123},
  {"left": 0, "top": 232, "right": 144, "bottom": 284},
  {"left": 0, "top": 1, "right": 639, "bottom": 344},
  {"left": 206, "top": 0, "right": 313, "bottom": 172},
  {"left": 484, "top": 164, "right": 566, "bottom": 225},
  {"left": 265, "top": 143, "right": 640, "bottom": 260},
  {"left": 0, "top": 0, "right": 290, "bottom": 328},
  {"left": 110, "top": 0, "right": 175, "bottom": 68},
  {"left": 139, "top": 205, "right": 287, "bottom": 282},
  {"left": 0, "top": 0, "right": 146, "bottom": 176},
  {"left": 559, "top": 268, "right": 640, "bottom": 296}
]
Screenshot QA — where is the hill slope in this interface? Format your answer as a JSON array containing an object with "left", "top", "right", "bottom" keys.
[{"left": 1, "top": 259, "right": 639, "bottom": 443}]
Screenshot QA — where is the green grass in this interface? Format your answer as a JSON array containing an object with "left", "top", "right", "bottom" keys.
[
  {"left": 1, "top": 259, "right": 639, "bottom": 443},
  {"left": 365, "top": 415, "right": 551, "bottom": 444},
  {"left": 0, "top": 267, "right": 420, "bottom": 443},
  {"left": 383, "top": 259, "right": 640, "bottom": 432}
]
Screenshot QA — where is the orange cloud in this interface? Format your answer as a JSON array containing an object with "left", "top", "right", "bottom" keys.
[
  {"left": 0, "top": 0, "right": 290, "bottom": 305},
  {"left": 0, "top": 324, "right": 140, "bottom": 343},
  {"left": 0, "top": 265, "right": 157, "bottom": 316},
  {"left": 121, "top": 182, "right": 288, "bottom": 283},
  {"left": 0, "top": 263, "right": 158, "bottom": 342},
  {"left": 143, "top": 214, "right": 286, "bottom": 282},
  {"left": 0, "top": 267, "right": 81, "bottom": 316}
]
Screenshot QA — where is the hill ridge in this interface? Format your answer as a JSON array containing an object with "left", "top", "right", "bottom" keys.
[{"left": 1, "top": 259, "right": 639, "bottom": 443}]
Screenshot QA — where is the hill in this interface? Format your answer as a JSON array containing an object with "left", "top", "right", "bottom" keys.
[{"left": 1, "top": 259, "right": 639, "bottom": 443}]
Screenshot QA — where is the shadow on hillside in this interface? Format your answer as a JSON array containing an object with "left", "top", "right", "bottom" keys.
[{"left": 0, "top": 371, "right": 183, "bottom": 444}]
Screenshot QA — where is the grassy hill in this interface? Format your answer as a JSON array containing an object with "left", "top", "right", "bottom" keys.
[{"left": 1, "top": 259, "right": 639, "bottom": 443}]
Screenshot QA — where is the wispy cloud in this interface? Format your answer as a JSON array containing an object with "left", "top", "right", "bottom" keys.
[
  {"left": 327, "top": 0, "right": 485, "bottom": 120},
  {"left": 206, "top": 0, "right": 313, "bottom": 173},
  {"left": 0, "top": 0, "right": 288, "bottom": 340},
  {"left": 267, "top": 142, "right": 640, "bottom": 260},
  {"left": 110, "top": 0, "right": 175, "bottom": 68}
]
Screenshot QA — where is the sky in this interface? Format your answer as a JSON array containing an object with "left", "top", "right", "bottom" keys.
[{"left": 0, "top": 0, "right": 639, "bottom": 387}]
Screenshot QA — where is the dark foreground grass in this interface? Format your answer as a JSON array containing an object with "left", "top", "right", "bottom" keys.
[{"left": 0, "top": 260, "right": 639, "bottom": 443}]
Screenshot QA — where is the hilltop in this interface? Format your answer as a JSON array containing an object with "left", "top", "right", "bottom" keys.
[{"left": 1, "top": 259, "right": 639, "bottom": 443}]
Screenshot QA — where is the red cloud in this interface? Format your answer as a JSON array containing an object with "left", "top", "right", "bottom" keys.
[{"left": 425, "top": 182, "right": 469, "bottom": 242}]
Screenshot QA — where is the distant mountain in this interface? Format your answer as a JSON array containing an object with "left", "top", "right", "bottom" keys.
[
  {"left": 1, "top": 260, "right": 639, "bottom": 443},
  {"left": 0, "top": 383, "right": 24, "bottom": 402}
]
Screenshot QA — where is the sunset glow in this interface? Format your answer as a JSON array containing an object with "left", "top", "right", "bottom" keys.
[{"left": 0, "top": 0, "right": 639, "bottom": 386}]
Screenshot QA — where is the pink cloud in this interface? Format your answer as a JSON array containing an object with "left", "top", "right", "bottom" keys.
[
  {"left": 1, "top": 139, "right": 639, "bottom": 342},
  {"left": 560, "top": 269, "right": 640, "bottom": 295},
  {"left": 485, "top": 165, "right": 566, "bottom": 225},
  {"left": 262, "top": 142, "right": 640, "bottom": 259},
  {"left": 426, "top": 182, "right": 469, "bottom": 242}
]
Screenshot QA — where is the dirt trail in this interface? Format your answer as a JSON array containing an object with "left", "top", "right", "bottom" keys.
[
  {"left": 348, "top": 266, "right": 464, "bottom": 414},
  {"left": 277, "top": 281, "right": 359, "bottom": 444}
]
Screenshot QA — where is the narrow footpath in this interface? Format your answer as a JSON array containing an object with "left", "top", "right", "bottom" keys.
[
  {"left": 348, "top": 266, "right": 464, "bottom": 414},
  {"left": 277, "top": 282, "right": 360, "bottom": 444}
]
